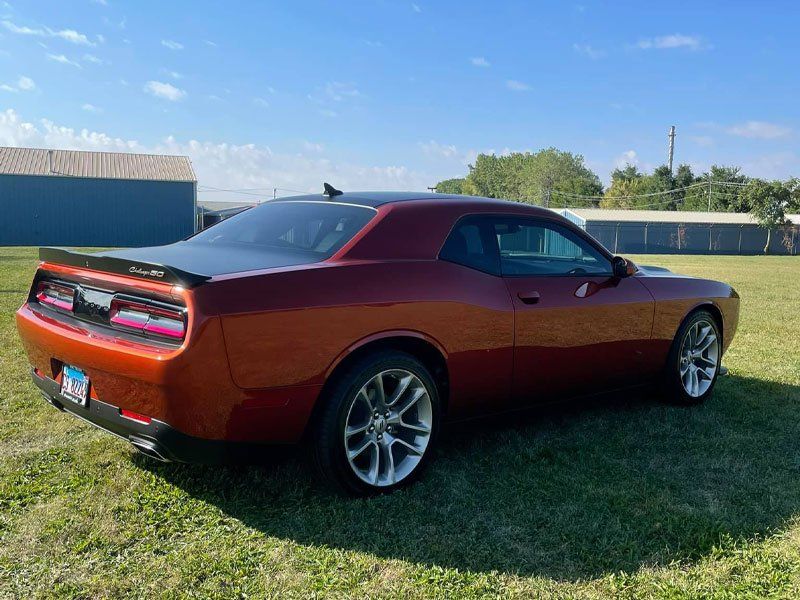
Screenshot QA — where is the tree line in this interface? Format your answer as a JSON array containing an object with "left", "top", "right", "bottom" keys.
[{"left": 435, "top": 149, "right": 800, "bottom": 238}]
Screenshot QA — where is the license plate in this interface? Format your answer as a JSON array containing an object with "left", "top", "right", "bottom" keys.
[{"left": 61, "top": 365, "right": 89, "bottom": 406}]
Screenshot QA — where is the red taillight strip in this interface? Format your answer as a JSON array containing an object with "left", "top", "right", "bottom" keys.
[
  {"left": 109, "top": 295, "right": 186, "bottom": 341},
  {"left": 120, "top": 408, "right": 152, "bottom": 424},
  {"left": 36, "top": 281, "right": 75, "bottom": 312}
]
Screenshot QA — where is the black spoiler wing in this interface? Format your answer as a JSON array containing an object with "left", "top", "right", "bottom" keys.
[{"left": 39, "top": 247, "right": 212, "bottom": 288}]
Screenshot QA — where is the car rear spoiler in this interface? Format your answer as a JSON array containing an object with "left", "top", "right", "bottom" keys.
[{"left": 38, "top": 247, "right": 212, "bottom": 288}]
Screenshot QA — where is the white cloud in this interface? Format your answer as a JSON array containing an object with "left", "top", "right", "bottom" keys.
[
  {"left": 319, "top": 109, "right": 338, "bottom": 118},
  {"left": 0, "top": 108, "right": 432, "bottom": 193},
  {"left": 143, "top": 80, "right": 186, "bottom": 101},
  {"left": 160, "top": 69, "right": 182, "bottom": 79},
  {"left": 2, "top": 20, "right": 95, "bottom": 45},
  {"left": 203, "top": 39, "right": 217, "bottom": 47},
  {"left": 2, "top": 20, "right": 43, "bottom": 36},
  {"left": 96, "top": 34, "right": 105, "bottom": 44},
  {"left": 636, "top": 34, "right": 706, "bottom": 50},
  {"left": 47, "top": 53, "right": 82, "bottom": 68},
  {"left": 83, "top": 53, "right": 107, "bottom": 65},
  {"left": 0, "top": 84, "right": 17, "bottom": 92},
  {"left": 54, "top": 28, "right": 93, "bottom": 45},
  {"left": 411, "top": 3, "right": 421, "bottom": 12},
  {"left": 91, "top": 0, "right": 108, "bottom": 5},
  {"left": 320, "top": 81, "right": 360, "bottom": 102},
  {"left": 253, "top": 97, "right": 269, "bottom": 108},
  {"left": 615, "top": 149, "right": 639, "bottom": 168},
  {"left": 725, "top": 121, "right": 791, "bottom": 139},
  {"left": 16, "top": 75, "right": 34, "bottom": 90},
  {"left": 161, "top": 39, "right": 183, "bottom": 50},
  {"left": 81, "top": 103, "right": 101, "bottom": 112},
  {"left": 302, "top": 141, "right": 324, "bottom": 153},
  {"left": 420, "top": 140, "right": 459, "bottom": 159},
  {"left": 506, "top": 79, "right": 531, "bottom": 91},
  {"left": 572, "top": 43, "right": 605, "bottom": 59},
  {"left": 470, "top": 56, "right": 490, "bottom": 67}
]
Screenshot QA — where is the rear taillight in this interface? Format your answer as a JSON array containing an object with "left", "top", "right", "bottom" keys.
[
  {"left": 120, "top": 408, "right": 152, "bottom": 424},
  {"left": 109, "top": 296, "right": 186, "bottom": 341},
  {"left": 36, "top": 281, "right": 75, "bottom": 312}
]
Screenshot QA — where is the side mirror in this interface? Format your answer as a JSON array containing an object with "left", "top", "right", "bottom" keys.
[{"left": 612, "top": 256, "right": 636, "bottom": 278}]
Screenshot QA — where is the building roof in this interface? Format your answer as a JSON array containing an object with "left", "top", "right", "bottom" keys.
[
  {"left": 0, "top": 146, "right": 196, "bottom": 182},
  {"left": 198, "top": 200, "right": 258, "bottom": 212},
  {"left": 562, "top": 208, "right": 800, "bottom": 225}
]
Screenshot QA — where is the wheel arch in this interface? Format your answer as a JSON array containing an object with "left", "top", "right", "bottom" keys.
[
  {"left": 685, "top": 301, "right": 724, "bottom": 346},
  {"left": 304, "top": 331, "right": 450, "bottom": 440}
]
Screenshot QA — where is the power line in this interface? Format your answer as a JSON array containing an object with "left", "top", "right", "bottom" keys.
[
  {"left": 196, "top": 185, "right": 310, "bottom": 198},
  {"left": 551, "top": 182, "right": 709, "bottom": 201}
]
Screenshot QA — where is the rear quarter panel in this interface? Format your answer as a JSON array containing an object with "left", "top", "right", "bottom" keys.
[{"left": 202, "top": 260, "right": 515, "bottom": 418}]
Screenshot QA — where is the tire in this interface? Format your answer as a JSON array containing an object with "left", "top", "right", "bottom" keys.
[
  {"left": 663, "top": 309, "right": 722, "bottom": 405},
  {"left": 312, "top": 350, "right": 441, "bottom": 496}
]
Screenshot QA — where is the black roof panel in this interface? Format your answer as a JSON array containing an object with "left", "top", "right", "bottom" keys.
[{"left": 274, "top": 191, "right": 465, "bottom": 207}]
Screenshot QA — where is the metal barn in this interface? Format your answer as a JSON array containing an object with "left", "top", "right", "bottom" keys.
[
  {"left": 559, "top": 209, "right": 800, "bottom": 255},
  {"left": 0, "top": 147, "right": 197, "bottom": 247}
]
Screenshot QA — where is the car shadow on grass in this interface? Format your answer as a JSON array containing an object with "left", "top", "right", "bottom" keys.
[{"left": 141, "top": 374, "right": 800, "bottom": 580}]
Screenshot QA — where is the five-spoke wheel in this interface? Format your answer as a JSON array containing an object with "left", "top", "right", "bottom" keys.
[
  {"left": 312, "top": 351, "right": 440, "bottom": 495},
  {"left": 678, "top": 319, "right": 719, "bottom": 397},
  {"left": 344, "top": 369, "right": 433, "bottom": 487},
  {"left": 665, "top": 310, "right": 722, "bottom": 404}
]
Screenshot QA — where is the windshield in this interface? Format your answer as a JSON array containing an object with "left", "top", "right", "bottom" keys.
[{"left": 189, "top": 201, "right": 376, "bottom": 259}]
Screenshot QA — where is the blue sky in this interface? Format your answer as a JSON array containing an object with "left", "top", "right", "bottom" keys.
[{"left": 0, "top": 0, "right": 798, "bottom": 200}]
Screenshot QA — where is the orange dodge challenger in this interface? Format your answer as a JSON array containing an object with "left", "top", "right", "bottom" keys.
[{"left": 17, "top": 187, "right": 739, "bottom": 495}]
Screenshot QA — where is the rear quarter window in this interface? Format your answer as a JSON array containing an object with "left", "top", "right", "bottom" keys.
[{"left": 438, "top": 216, "right": 501, "bottom": 275}]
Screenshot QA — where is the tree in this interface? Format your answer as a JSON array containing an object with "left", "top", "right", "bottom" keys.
[
  {"left": 434, "top": 178, "right": 466, "bottom": 194},
  {"left": 461, "top": 148, "right": 603, "bottom": 207},
  {"left": 601, "top": 163, "right": 677, "bottom": 209},
  {"left": 744, "top": 178, "right": 792, "bottom": 253},
  {"left": 681, "top": 165, "right": 749, "bottom": 212},
  {"left": 610, "top": 164, "right": 643, "bottom": 183}
]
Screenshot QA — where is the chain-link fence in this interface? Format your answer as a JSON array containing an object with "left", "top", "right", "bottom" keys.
[{"left": 582, "top": 222, "right": 799, "bottom": 255}]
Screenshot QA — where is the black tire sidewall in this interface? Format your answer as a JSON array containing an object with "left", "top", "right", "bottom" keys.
[
  {"left": 664, "top": 309, "right": 722, "bottom": 405},
  {"left": 313, "top": 351, "right": 441, "bottom": 496}
]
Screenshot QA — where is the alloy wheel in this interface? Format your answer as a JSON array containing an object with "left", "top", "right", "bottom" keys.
[
  {"left": 679, "top": 319, "right": 719, "bottom": 398},
  {"left": 343, "top": 369, "right": 433, "bottom": 487}
]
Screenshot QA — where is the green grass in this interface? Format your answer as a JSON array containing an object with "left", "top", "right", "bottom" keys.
[{"left": 0, "top": 247, "right": 799, "bottom": 599}]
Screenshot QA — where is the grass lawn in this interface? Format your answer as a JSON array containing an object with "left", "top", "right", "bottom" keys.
[{"left": 1, "top": 247, "right": 799, "bottom": 599}]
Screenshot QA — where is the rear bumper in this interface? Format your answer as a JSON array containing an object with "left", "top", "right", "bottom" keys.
[
  {"left": 17, "top": 303, "right": 321, "bottom": 443},
  {"left": 31, "top": 369, "right": 247, "bottom": 463}
]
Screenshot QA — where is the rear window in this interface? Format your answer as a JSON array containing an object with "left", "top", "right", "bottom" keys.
[{"left": 188, "top": 201, "right": 375, "bottom": 258}]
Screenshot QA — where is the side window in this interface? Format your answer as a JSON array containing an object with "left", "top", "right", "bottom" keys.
[
  {"left": 439, "top": 217, "right": 500, "bottom": 275},
  {"left": 493, "top": 219, "right": 611, "bottom": 276}
]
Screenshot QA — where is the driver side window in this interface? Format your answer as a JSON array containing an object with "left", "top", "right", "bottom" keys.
[{"left": 493, "top": 219, "right": 611, "bottom": 276}]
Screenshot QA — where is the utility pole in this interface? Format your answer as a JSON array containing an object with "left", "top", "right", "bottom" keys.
[
  {"left": 707, "top": 179, "right": 712, "bottom": 211},
  {"left": 273, "top": 188, "right": 277, "bottom": 200},
  {"left": 667, "top": 125, "right": 676, "bottom": 175},
  {"left": 427, "top": 186, "right": 437, "bottom": 193}
]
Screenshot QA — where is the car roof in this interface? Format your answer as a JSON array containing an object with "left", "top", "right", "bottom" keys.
[{"left": 275, "top": 191, "right": 552, "bottom": 212}]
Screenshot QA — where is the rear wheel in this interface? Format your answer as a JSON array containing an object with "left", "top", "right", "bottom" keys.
[
  {"left": 312, "top": 351, "right": 440, "bottom": 495},
  {"left": 663, "top": 310, "right": 721, "bottom": 405}
]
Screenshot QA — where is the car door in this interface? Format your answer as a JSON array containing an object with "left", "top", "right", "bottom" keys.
[{"left": 490, "top": 216, "right": 656, "bottom": 404}]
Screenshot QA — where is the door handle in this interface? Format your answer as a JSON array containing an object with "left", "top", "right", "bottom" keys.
[{"left": 517, "top": 291, "right": 540, "bottom": 304}]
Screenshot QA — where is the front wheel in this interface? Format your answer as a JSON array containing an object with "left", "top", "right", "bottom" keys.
[
  {"left": 663, "top": 310, "right": 722, "bottom": 405},
  {"left": 312, "top": 351, "right": 440, "bottom": 495}
]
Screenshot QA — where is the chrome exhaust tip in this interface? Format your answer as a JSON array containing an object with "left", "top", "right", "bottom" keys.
[{"left": 129, "top": 436, "right": 170, "bottom": 462}]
